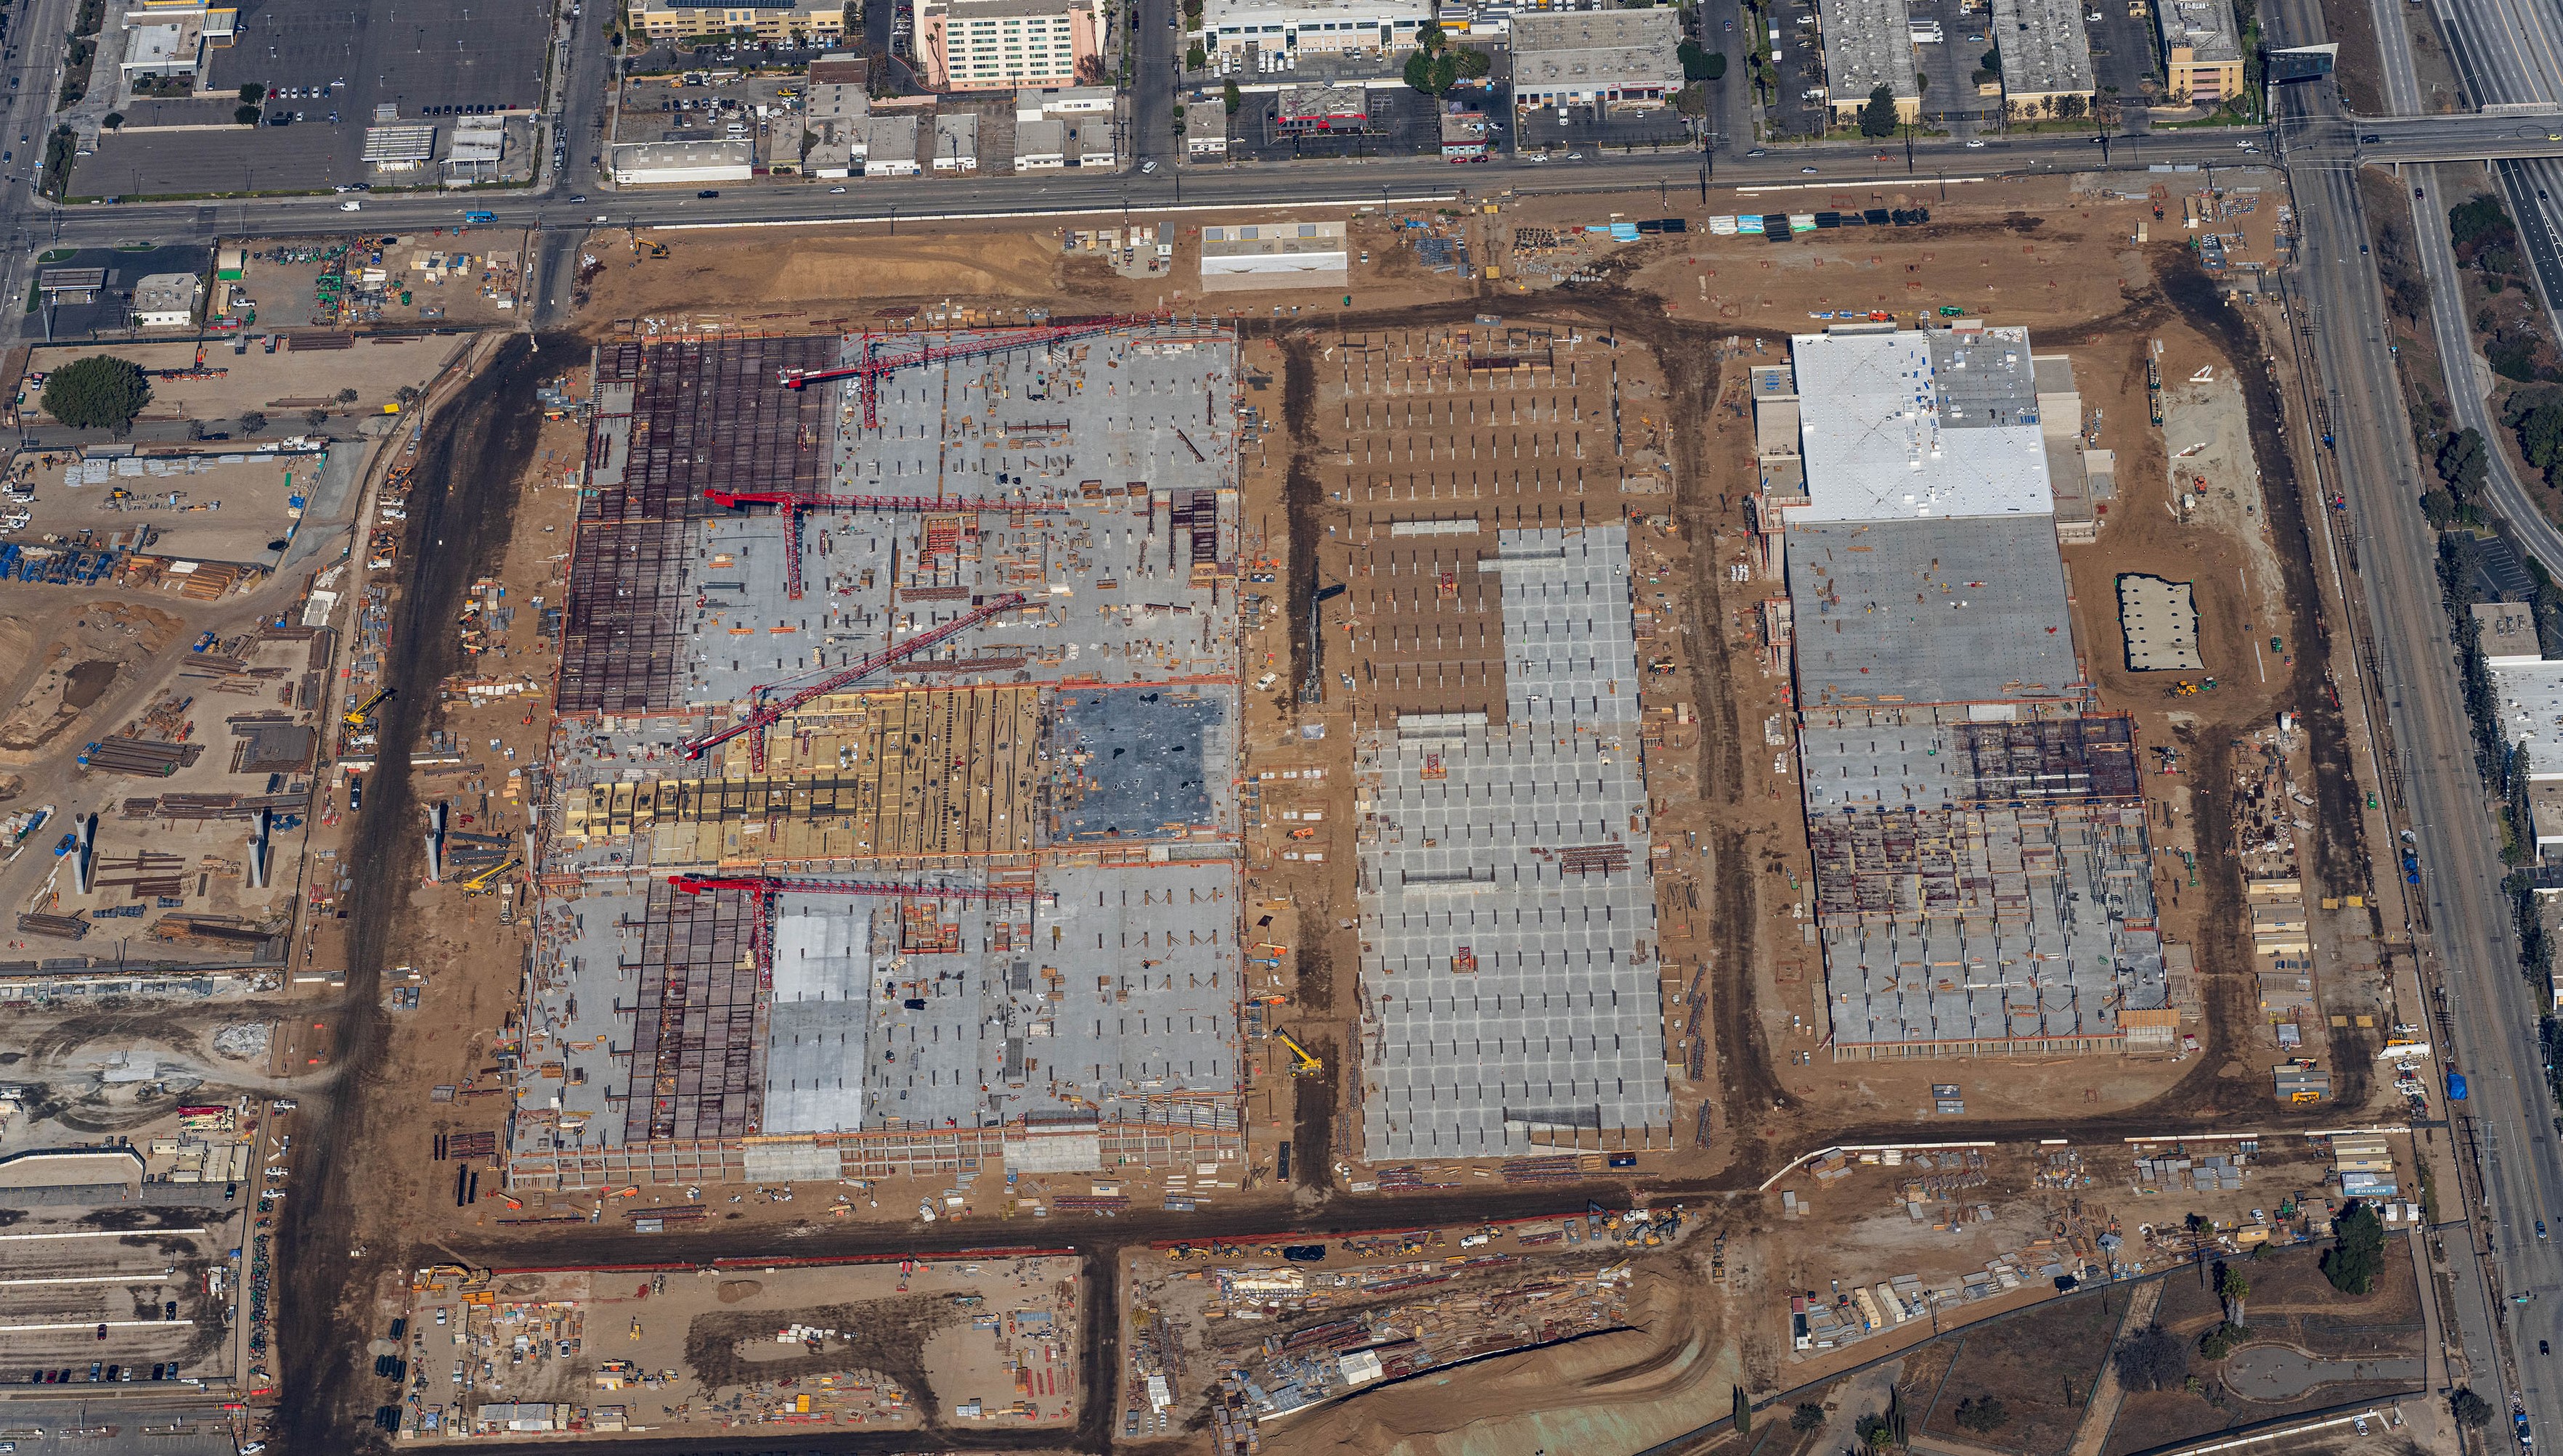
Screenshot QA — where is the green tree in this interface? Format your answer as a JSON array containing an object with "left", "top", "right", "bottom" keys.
[
  {"left": 1857, "top": 83, "right": 1898, "bottom": 137},
  {"left": 1791, "top": 1402, "right": 1825, "bottom": 1433},
  {"left": 2214, "top": 1262, "right": 2250, "bottom": 1326},
  {"left": 1406, "top": 49, "right": 1454, "bottom": 94},
  {"left": 1981, "top": 46, "right": 2001, "bottom": 76},
  {"left": 235, "top": 104, "right": 261, "bottom": 126},
  {"left": 2112, "top": 1322, "right": 2189, "bottom": 1391},
  {"left": 1223, "top": 78, "right": 1242, "bottom": 114},
  {"left": 333, "top": 387, "right": 359, "bottom": 404},
  {"left": 2453, "top": 1388, "right": 2495, "bottom": 1428},
  {"left": 1186, "top": 41, "right": 1206, "bottom": 70},
  {"left": 239, "top": 410, "right": 267, "bottom": 435},
  {"left": 40, "top": 356, "right": 150, "bottom": 431},
  {"left": 2323, "top": 1201, "right": 2387, "bottom": 1294},
  {"left": 101, "top": 111, "right": 123, "bottom": 130},
  {"left": 1454, "top": 46, "right": 1488, "bottom": 78},
  {"left": 1955, "top": 1396, "right": 2010, "bottom": 1433},
  {"left": 238, "top": 82, "right": 264, "bottom": 105},
  {"left": 1416, "top": 19, "right": 1445, "bottom": 52},
  {"left": 2056, "top": 92, "right": 2086, "bottom": 120}
]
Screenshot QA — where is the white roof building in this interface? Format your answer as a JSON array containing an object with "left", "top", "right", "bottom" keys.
[
  {"left": 1015, "top": 115, "right": 1067, "bottom": 168},
  {"left": 2493, "top": 658, "right": 2563, "bottom": 779},
  {"left": 1784, "top": 324, "right": 2055, "bottom": 522},
  {"left": 1817, "top": 0, "right": 1923, "bottom": 125},
  {"left": 932, "top": 111, "right": 979, "bottom": 168},
  {"left": 608, "top": 139, "right": 755, "bottom": 186},
  {"left": 857, "top": 113, "right": 921, "bottom": 173},
  {"left": 1510, "top": 9, "right": 1682, "bottom": 110},
  {"left": 1202, "top": 0, "right": 1433, "bottom": 55},
  {"left": 131, "top": 273, "right": 200, "bottom": 329}
]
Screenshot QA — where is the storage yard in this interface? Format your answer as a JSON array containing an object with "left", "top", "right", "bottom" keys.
[{"left": 380, "top": 1253, "right": 1083, "bottom": 1440}]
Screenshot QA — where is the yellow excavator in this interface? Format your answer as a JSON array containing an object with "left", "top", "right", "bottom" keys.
[
  {"left": 1274, "top": 1030, "right": 1323, "bottom": 1076},
  {"left": 343, "top": 687, "right": 396, "bottom": 727},
  {"left": 459, "top": 856, "right": 521, "bottom": 893}
]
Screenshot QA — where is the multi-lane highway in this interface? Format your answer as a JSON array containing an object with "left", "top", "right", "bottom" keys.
[{"left": 2270, "top": 0, "right": 2563, "bottom": 1438}]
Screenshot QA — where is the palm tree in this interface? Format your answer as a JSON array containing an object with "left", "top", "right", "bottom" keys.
[{"left": 2216, "top": 1264, "right": 2250, "bottom": 1327}]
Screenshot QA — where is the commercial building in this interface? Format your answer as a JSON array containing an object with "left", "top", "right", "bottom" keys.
[
  {"left": 1440, "top": 107, "right": 1491, "bottom": 158},
  {"left": 442, "top": 115, "right": 508, "bottom": 181},
  {"left": 1274, "top": 83, "right": 1371, "bottom": 133},
  {"left": 1509, "top": 9, "right": 1681, "bottom": 112},
  {"left": 1989, "top": 0, "right": 2096, "bottom": 115},
  {"left": 856, "top": 113, "right": 921, "bottom": 173},
  {"left": 1014, "top": 83, "right": 1116, "bottom": 118},
  {"left": 932, "top": 111, "right": 979, "bottom": 168},
  {"left": 131, "top": 273, "right": 201, "bottom": 329},
  {"left": 2156, "top": 0, "right": 2244, "bottom": 105},
  {"left": 1817, "top": 0, "right": 1921, "bottom": 127},
  {"left": 608, "top": 139, "right": 756, "bottom": 186},
  {"left": 916, "top": 0, "right": 1101, "bottom": 91},
  {"left": 1202, "top": 0, "right": 1433, "bottom": 58},
  {"left": 631, "top": 0, "right": 849, "bottom": 44},
  {"left": 2488, "top": 655, "right": 2563, "bottom": 777},
  {"left": 1186, "top": 101, "right": 1230, "bottom": 156},
  {"left": 362, "top": 122, "right": 437, "bottom": 172},
  {"left": 1769, "top": 325, "right": 2169, "bottom": 1060},
  {"left": 1015, "top": 115, "right": 1067, "bottom": 167},
  {"left": 120, "top": 16, "right": 207, "bottom": 80}
]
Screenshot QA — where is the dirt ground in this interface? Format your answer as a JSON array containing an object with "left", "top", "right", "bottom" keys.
[
  {"left": 252, "top": 168, "right": 2421, "bottom": 1447},
  {"left": 388, "top": 1254, "right": 1080, "bottom": 1439},
  {"left": 2106, "top": 1240, "right": 2427, "bottom": 1456},
  {"left": 19, "top": 334, "right": 460, "bottom": 428}
]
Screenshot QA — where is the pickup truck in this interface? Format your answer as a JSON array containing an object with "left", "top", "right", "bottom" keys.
[{"left": 462, "top": 209, "right": 496, "bottom": 223}]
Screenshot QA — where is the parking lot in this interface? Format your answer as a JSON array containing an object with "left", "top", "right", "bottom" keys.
[
  {"left": 1909, "top": 0, "right": 2002, "bottom": 129},
  {"left": 0, "top": 1211, "right": 240, "bottom": 1393},
  {"left": 1515, "top": 101, "right": 1695, "bottom": 153},
  {"left": 1223, "top": 86, "right": 1449, "bottom": 163},
  {"left": 68, "top": 0, "right": 550, "bottom": 200}
]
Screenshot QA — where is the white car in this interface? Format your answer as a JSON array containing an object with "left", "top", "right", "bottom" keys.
[
  {"left": 338, "top": 199, "right": 361, "bottom": 210},
  {"left": 829, "top": 185, "right": 846, "bottom": 192},
  {"left": 1965, "top": 139, "right": 1984, "bottom": 147}
]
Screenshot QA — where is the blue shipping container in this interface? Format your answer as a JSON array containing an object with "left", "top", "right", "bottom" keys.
[{"left": 2448, "top": 1072, "right": 2469, "bottom": 1101}]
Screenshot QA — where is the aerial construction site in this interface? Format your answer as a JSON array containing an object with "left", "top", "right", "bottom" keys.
[
  {"left": 510, "top": 319, "right": 1255, "bottom": 1195},
  {"left": 0, "top": 179, "right": 2479, "bottom": 1455}
]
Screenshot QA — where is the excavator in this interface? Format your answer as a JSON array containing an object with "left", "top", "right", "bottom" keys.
[
  {"left": 1274, "top": 1030, "right": 1323, "bottom": 1076},
  {"left": 343, "top": 687, "right": 396, "bottom": 727}
]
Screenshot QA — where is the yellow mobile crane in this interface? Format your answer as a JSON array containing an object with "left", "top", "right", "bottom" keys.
[
  {"left": 458, "top": 856, "right": 521, "bottom": 893},
  {"left": 343, "top": 687, "right": 396, "bottom": 727},
  {"left": 1274, "top": 1030, "right": 1323, "bottom": 1076}
]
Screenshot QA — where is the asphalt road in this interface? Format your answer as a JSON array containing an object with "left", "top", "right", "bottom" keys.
[{"left": 2273, "top": 0, "right": 2563, "bottom": 1437}]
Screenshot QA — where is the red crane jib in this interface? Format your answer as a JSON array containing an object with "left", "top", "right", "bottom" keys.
[
  {"left": 702, "top": 489, "right": 1067, "bottom": 514},
  {"left": 677, "top": 592, "right": 1028, "bottom": 761},
  {"left": 669, "top": 873, "right": 1039, "bottom": 904}
]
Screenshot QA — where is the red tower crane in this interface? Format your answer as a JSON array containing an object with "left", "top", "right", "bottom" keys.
[
  {"left": 678, "top": 591, "right": 1028, "bottom": 767},
  {"left": 701, "top": 489, "right": 1067, "bottom": 601},
  {"left": 776, "top": 316, "right": 1224, "bottom": 429}
]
